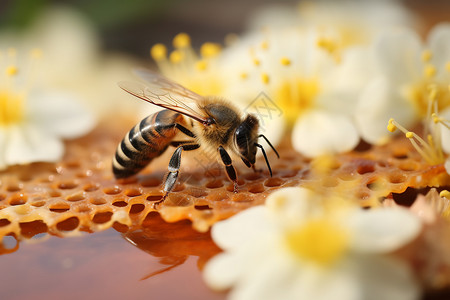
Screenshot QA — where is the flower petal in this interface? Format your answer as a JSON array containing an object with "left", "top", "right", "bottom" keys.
[
  {"left": 4, "top": 124, "right": 64, "bottom": 166},
  {"left": 373, "top": 28, "right": 422, "bottom": 84},
  {"left": 27, "top": 91, "right": 95, "bottom": 139},
  {"left": 439, "top": 107, "right": 450, "bottom": 154},
  {"left": 355, "top": 76, "right": 416, "bottom": 145},
  {"left": 265, "top": 187, "right": 312, "bottom": 224},
  {"left": 228, "top": 252, "right": 305, "bottom": 300},
  {"left": 445, "top": 158, "right": 450, "bottom": 175},
  {"left": 348, "top": 207, "right": 421, "bottom": 253},
  {"left": 427, "top": 23, "right": 450, "bottom": 72},
  {"left": 204, "top": 232, "right": 280, "bottom": 291},
  {"left": 211, "top": 206, "right": 271, "bottom": 251},
  {"left": 292, "top": 110, "right": 359, "bottom": 157},
  {"left": 352, "top": 255, "right": 420, "bottom": 300}
]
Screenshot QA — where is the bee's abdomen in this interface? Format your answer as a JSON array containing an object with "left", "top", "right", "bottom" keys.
[{"left": 113, "top": 110, "right": 182, "bottom": 179}]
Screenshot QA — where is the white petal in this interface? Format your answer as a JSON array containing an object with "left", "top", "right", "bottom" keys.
[
  {"left": 211, "top": 206, "right": 271, "bottom": 251},
  {"left": 352, "top": 255, "right": 420, "bottom": 300},
  {"left": 4, "top": 124, "right": 64, "bottom": 166},
  {"left": 265, "top": 187, "right": 311, "bottom": 224},
  {"left": 228, "top": 253, "right": 302, "bottom": 300},
  {"left": 439, "top": 107, "right": 450, "bottom": 154},
  {"left": 445, "top": 158, "right": 450, "bottom": 175},
  {"left": 203, "top": 252, "right": 245, "bottom": 290},
  {"left": 427, "top": 23, "right": 450, "bottom": 71},
  {"left": 27, "top": 91, "right": 95, "bottom": 139},
  {"left": 321, "top": 47, "right": 374, "bottom": 115},
  {"left": 348, "top": 207, "right": 421, "bottom": 253},
  {"left": 303, "top": 264, "right": 360, "bottom": 300},
  {"left": 25, "top": 6, "right": 99, "bottom": 79},
  {"left": 373, "top": 29, "right": 422, "bottom": 84},
  {"left": 204, "top": 234, "right": 280, "bottom": 291},
  {"left": 355, "top": 77, "right": 416, "bottom": 145},
  {"left": 292, "top": 110, "right": 359, "bottom": 157}
]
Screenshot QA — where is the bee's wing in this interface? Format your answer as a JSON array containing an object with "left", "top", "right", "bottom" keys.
[{"left": 118, "top": 69, "right": 209, "bottom": 124}]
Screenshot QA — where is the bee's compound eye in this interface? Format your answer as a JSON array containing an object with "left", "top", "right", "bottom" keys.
[{"left": 235, "top": 129, "right": 248, "bottom": 149}]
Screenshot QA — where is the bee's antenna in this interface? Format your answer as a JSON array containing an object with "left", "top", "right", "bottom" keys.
[
  {"left": 255, "top": 143, "right": 273, "bottom": 177},
  {"left": 258, "top": 134, "right": 280, "bottom": 158}
]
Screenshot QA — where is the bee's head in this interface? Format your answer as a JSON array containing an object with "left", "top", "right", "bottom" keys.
[{"left": 234, "top": 114, "right": 259, "bottom": 167}]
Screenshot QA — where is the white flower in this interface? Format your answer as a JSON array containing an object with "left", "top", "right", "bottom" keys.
[
  {"left": 247, "top": 0, "right": 419, "bottom": 47},
  {"left": 0, "top": 51, "right": 94, "bottom": 169},
  {"left": 0, "top": 6, "right": 142, "bottom": 121},
  {"left": 204, "top": 187, "right": 421, "bottom": 300},
  {"left": 150, "top": 33, "right": 228, "bottom": 98},
  {"left": 356, "top": 23, "right": 450, "bottom": 145},
  {"left": 222, "top": 28, "right": 369, "bottom": 157}
]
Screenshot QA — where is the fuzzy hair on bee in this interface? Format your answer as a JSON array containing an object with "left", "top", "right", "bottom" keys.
[{"left": 113, "top": 69, "right": 279, "bottom": 204}]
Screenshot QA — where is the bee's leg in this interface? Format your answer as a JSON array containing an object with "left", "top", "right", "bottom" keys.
[
  {"left": 218, "top": 146, "right": 238, "bottom": 193},
  {"left": 174, "top": 124, "right": 196, "bottom": 138},
  {"left": 170, "top": 140, "right": 196, "bottom": 147},
  {"left": 157, "top": 144, "right": 200, "bottom": 207}
]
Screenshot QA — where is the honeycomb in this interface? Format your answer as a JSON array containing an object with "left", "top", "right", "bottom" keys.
[{"left": 1, "top": 118, "right": 449, "bottom": 253}]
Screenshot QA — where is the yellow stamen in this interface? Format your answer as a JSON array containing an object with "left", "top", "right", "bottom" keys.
[
  {"left": 261, "top": 73, "right": 270, "bottom": 85},
  {"left": 173, "top": 33, "right": 191, "bottom": 48},
  {"left": 253, "top": 58, "right": 261, "bottom": 66},
  {"left": 240, "top": 72, "right": 248, "bottom": 80},
  {"left": 286, "top": 218, "right": 349, "bottom": 266},
  {"left": 150, "top": 44, "right": 167, "bottom": 61},
  {"left": 261, "top": 40, "right": 269, "bottom": 50},
  {"left": 421, "top": 49, "right": 432, "bottom": 62},
  {"left": 280, "top": 57, "right": 291, "bottom": 66},
  {"left": 388, "top": 118, "right": 444, "bottom": 165},
  {"left": 6, "top": 65, "right": 18, "bottom": 77},
  {"left": 424, "top": 64, "right": 437, "bottom": 78},
  {"left": 169, "top": 50, "right": 183, "bottom": 64},
  {"left": 200, "top": 42, "right": 221, "bottom": 58},
  {"left": 277, "top": 78, "right": 320, "bottom": 126},
  {"left": 0, "top": 90, "right": 25, "bottom": 126},
  {"left": 387, "top": 124, "right": 396, "bottom": 132},
  {"left": 195, "top": 60, "right": 208, "bottom": 71},
  {"left": 440, "top": 190, "right": 450, "bottom": 198}
]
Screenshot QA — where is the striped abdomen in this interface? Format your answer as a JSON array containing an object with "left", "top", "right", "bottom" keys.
[{"left": 113, "top": 110, "right": 183, "bottom": 178}]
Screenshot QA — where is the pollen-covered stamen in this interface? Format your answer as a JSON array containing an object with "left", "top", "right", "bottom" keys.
[
  {"left": 6, "top": 65, "right": 18, "bottom": 76},
  {"left": 1, "top": 63, "right": 25, "bottom": 126},
  {"left": 169, "top": 50, "right": 184, "bottom": 64},
  {"left": 409, "top": 50, "right": 450, "bottom": 117},
  {"left": 261, "top": 73, "right": 270, "bottom": 85},
  {"left": 0, "top": 50, "right": 44, "bottom": 127},
  {"left": 280, "top": 57, "right": 291, "bottom": 66},
  {"left": 317, "top": 36, "right": 341, "bottom": 63},
  {"left": 276, "top": 76, "right": 320, "bottom": 126},
  {"left": 0, "top": 89, "right": 25, "bottom": 126},
  {"left": 421, "top": 49, "right": 433, "bottom": 63},
  {"left": 388, "top": 116, "right": 445, "bottom": 165},
  {"left": 149, "top": 33, "right": 224, "bottom": 95},
  {"left": 200, "top": 42, "right": 221, "bottom": 58},
  {"left": 285, "top": 218, "right": 349, "bottom": 266}
]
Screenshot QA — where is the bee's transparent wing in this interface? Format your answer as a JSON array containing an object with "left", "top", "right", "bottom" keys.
[{"left": 118, "top": 69, "right": 209, "bottom": 124}]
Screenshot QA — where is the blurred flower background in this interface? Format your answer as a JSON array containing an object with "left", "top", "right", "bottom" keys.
[{"left": 1, "top": 0, "right": 450, "bottom": 299}]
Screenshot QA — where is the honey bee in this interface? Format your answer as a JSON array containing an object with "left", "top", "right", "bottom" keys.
[{"left": 113, "top": 69, "right": 279, "bottom": 202}]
